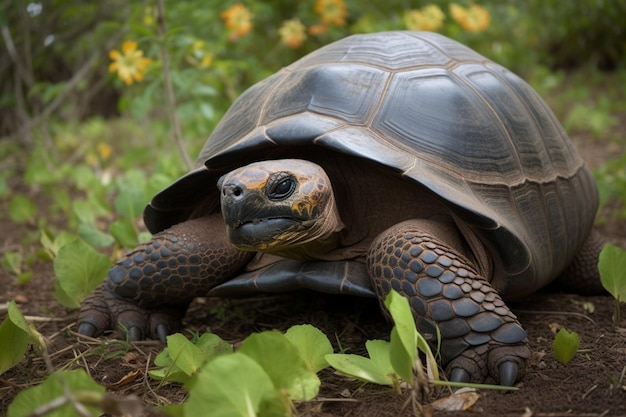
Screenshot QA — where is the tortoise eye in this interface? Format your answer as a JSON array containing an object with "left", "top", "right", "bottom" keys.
[{"left": 268, "top": 176, "right": 296, "bottom": 201}]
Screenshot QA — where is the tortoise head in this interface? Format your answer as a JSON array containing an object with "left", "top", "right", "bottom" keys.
[{"left": 218, "top": 159, "right": 344, "bottom": 255}]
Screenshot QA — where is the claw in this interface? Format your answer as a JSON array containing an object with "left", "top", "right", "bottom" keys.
[
  {"left": 498, "top": 361, "right": 518, "bottom": 386},
  {"left": 77, "top": 322, "right": 97, "bottom": 337},
  {"left": 128, "top": 326, "right": 143, "bottom": 341},
  {"left": 449, "top": 367, "right": 471, "bottom": 383},
  {"left": 156, "top": 323, "right": 169, "bottom": 344}
]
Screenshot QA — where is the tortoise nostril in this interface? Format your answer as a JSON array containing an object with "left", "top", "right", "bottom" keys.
[{"left": 223, "top": 184, "right": 244, "bottom": 200}]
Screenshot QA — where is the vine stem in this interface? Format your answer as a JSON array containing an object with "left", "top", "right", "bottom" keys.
[{"left": 155, "top": 0, "right": 193, "bottom": 170}]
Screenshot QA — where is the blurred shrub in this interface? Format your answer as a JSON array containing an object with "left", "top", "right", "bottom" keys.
[
  {"left": 2, "top": 0, "right": 625, "bottom": 153},
  {"left": 523, "top": 0, "right": 626, "bottom": 70}
]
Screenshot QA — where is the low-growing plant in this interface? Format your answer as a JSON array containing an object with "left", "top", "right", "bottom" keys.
[
  {"left": 8, "top": 290, "right": 512, "bottom": 416},
  {"left": 0, "top": 302, "right": 44, "bottom": 376},
  {"left": 552, "top": 328, "right": 581, "bottom": 365},
  {"left": 598, "top": 244, "right": 626, "bottom": 322}
]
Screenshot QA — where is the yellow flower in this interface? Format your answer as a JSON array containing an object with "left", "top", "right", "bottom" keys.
[
  {"left": 450, "top": 3, "right": 490, "bottom": 32},
  {"left": 108, "top": 41, "right": 152, "bottom": 85},
  {"left": 314, "top": 0, "right": 348, "bottom": 27},
  {"left": 308, "top": 24, "right": 329, "bottom": 36},
  {"left": 188, "top": 40, "right": 213, "bottom": 68},
  {"left": 97, "top": 142, "right": 112, "bottom": 160},
  {"left": 404, "top": 5, "right": 445, "bottom": 32},
  {"left": 279, "top": 19, "right": 307, "bottom": 48},
  {"left": 221, "top": 3, "right": 253, "bottom": 41}
]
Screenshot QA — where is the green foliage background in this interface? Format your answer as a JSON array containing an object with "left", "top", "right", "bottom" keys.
[
  {"left": 0, "top": 0, "right": 625, "bottom": 415},
  {"left": 1, "top": 0, "right": 625, "bottom": 312}
]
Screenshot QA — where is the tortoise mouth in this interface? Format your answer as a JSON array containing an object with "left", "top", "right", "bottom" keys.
[{"left": 226, "top": 217, "right": 300, "bottom": 250}]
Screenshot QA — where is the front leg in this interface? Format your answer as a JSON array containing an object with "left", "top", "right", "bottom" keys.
[
  {"left": 78, "top": 215, "right": 253, "bottom": 341},
  {"left": 367, "top": 219, "right": 529, "bottom": 386}
]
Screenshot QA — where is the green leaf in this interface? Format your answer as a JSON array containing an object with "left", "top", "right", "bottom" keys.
[
  {"left": 17, "top": 271, "right": 33, "bottom": 285},
  {"left": 599, "top": 244, "right": 626, "bottom": 303},
  {"left": 2, "top": 251, "right": 23, "bottom": 275},
  {"left": 109, "top": 218, "right": 138, "bottom": 248},
  {"left": 114, "top": 169, "right": 149, "bottom": 219},
  {"left": 72, "top": 199, "right": 102, "bottom": 225},
  {"left": 239, "top": 330, "right": 320, "bottom": 401},
  {"left": 389, "top": 327, "right": 414, "bottom": 383},
  {"left": 185, "top": 353, "right": 276, "bottom": 417},
  {"left": 150, "top": 332, "right": 232, "bottom": 384},
  {"left": 284, "top": 324, "right": 333, "bottom": 373},
  {"left": 40, "top": 229, "right": 76, "bottom": 259},
  {"left": 78, "top": 223, "right": 115, "bottom": 248},
  {"left": 7, "top": 369, "right": 105, "bottom": 417},
  {"left": 325, "top": 353, "right": 393, "bottom": 386},
  {"left": 552, "top": 328, "right": 580, "bottom": 364},
  {"left": 195, "top": 332, "right": 233, "bottom": 360},
  {"left": 53, "top": 239, "right": 111, "bottom": 307},
  {"left": 365, "top": 339, "right": 395, "bottom": 379},
  {"left": 384, "top": 291, "right": 418, "bottom": 383},
  {"left": 166, "top": 333, "right": 204, "bottom": 376},
  {"left": 8, "top": 194, "right": 37, "bottom": 224},
  {"left": 0, "top": 302, "right": 31, "bottom": 375}
]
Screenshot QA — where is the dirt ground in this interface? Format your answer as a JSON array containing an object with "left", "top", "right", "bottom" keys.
[{"left": 1, "top": 131, "right": 625, "bottom": 416}]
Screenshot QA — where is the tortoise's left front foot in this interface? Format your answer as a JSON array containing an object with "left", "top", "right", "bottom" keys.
[{"left": 368, "top": 220, "right": 530, "bottom": 386}]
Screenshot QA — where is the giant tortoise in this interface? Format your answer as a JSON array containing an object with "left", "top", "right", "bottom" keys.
[{"left": 78, "top": 31, "right": 605, "bottom": 386}]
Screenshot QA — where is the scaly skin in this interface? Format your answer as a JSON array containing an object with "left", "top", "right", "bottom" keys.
[
  {"left": 367, "top": 220, "right": 529, "bottom": 385},
  {"left": 78, "top": 216, "right": 253, "bottom": 340}
]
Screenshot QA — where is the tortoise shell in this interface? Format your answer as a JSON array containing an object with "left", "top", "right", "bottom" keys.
[{"left": 144, "top": 31, "right": 598, "bottom": 298}]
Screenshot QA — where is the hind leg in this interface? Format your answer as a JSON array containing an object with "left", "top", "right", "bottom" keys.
[
  {"left": 367, "top": 219, "right": 529, "bottom": 386},
  {"left": 554, "top": 229, "right": 607, "bottom": 295}
]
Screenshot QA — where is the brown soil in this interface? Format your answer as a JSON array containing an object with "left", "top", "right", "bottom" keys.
[{"left": 1, "top": 131, "right": 625, "bottom": 417}]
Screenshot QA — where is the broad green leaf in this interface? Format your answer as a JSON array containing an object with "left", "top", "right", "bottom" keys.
[
  {"left": 552, "top": 328, "right": 580, "bottom": 364},
  {"left": 195, "top": 332, "right": 233, "bottom": 360},
  {"left": 599, "top": 244, "right": 626, "bottom": 303},
  {"left": 8, "top": 194, "right": 37, "bottom": 224},
  {"left": 40, "top": 229, "right": 76, "bottom": 259},
  {"left": 114, "top": 186, "right": 146, "bottom": 220},
  {"left": 109, "top": 218, "right": 138, "bottom": 248},
  {"left": 0, "top": 302, "right": 31, "bottom": 375},
  {"left": 53, "top": 239, "right": 111, "bottom": 307},
  {"left": 239, "top": 331, "right": 320, "bottom": 401},
  {"left": 17, "top": 271, "right": 33, "bottom": 285},
  {"left": 72, "top": 199, "right": 101, "bottom": 225},
  {"left": 69, "top": 164, "right": 100, "bottom": 191},
  {"left": 185, "top": 353, "right": 276, "bottom": 417},
  {"left": 285, "top": 324, "right": 333, "bottom": 373},
  {"left": 2, "top": 251, "right": 22, "bottom": 275},
  {"left": 78, "top": 223, "right": 115, "bottom": 248},
  {"left": 114, "top": 169, "right": 149, "bottom": 219},
  {"left": 365, "top": 339, "right": 395, "bottom": 379},
  {"left": 325, "top": 353, "right": 392, "bottom": 386},
  {"left": 389, "top": 326, "right": 414, "bottom": 383},
  {"left": 384, "top": 291, "right": 418, "bottom": 383},
  {"left": 7, "top": 369, "right": 105, "bottom": 417},
  {"left": 150, "top": 332, "right": 232, "bottom": 384},
  {"left": 166, "top": 333, "right": 204, "bottom": 376}
]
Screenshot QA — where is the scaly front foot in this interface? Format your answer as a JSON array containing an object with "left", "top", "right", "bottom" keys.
[{"left": 368, "top": 220, "right": 530, "bottom": 385}]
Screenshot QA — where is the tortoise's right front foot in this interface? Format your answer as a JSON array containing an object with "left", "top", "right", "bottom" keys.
[
  {"left": 78, "top": 284, "right": 187, "bottom": 342},
  {"left": 77, "top": 216, "right": 254, "bottom": 342}
]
